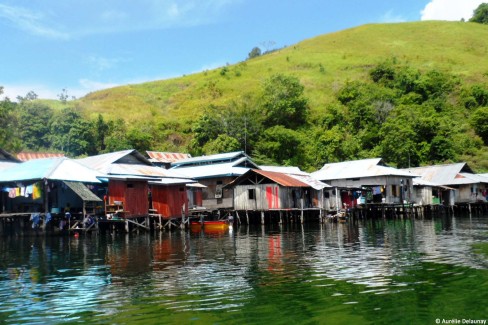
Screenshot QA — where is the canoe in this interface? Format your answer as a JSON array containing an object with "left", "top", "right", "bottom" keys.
[{"left": 190, "top": 220, "right": 230, "bottom": 231}]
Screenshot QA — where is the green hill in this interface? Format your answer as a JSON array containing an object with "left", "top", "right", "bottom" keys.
[
  {"left": 78, "top": 21, "right": 488, "bottom": 122},
  {"left": 10, "top": 20, "right": 487, "bottom": 172}
]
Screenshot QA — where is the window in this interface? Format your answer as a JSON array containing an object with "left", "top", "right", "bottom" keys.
[{"left": 248, "top": 189, "right": 256, "bottom": 200}]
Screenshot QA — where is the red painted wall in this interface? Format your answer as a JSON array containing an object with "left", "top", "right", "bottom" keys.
[
  {"left": 151, "top": 185, "right": 188, "bottom": 219},
  {"left": 108, "top": 180, "right": 149, "bottom": 217}
]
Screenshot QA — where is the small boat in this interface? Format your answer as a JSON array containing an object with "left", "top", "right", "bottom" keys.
[{"left": 190, "top": 220, "right": 230, "bottom": 232}]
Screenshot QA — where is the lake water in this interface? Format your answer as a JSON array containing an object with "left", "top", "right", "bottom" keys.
[{"left": 1, "top": 214, "right": 488, "bottom": 324}]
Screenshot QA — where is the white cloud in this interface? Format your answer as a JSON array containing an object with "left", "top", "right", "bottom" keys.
[
  {"left": 0, "top": 4, "right": 69, "bottom": 40},
  {"left": 86, "top": 55, "right": 130, "bottom": 72},
  {"left": 379, "top": 10, "right": 407, "bottom": 23},
  {"left": 0, "top": 1, "right": 242, "bottom": 39},
  {"left": 421, "top": 0, "right": 484, "bottom": 21},
  {"left": 1, "top": 84, "right": 59, "bottom": 101},
  {"left": 78, "top": 79, "right": 120, "bottom": 96}
]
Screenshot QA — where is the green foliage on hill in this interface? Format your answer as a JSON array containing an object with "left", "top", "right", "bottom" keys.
[{"left": 2, "top": 21, "right": 488, "bottom": 171}]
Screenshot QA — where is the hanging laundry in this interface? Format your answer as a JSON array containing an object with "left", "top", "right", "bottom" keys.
[
  {"left": 15, "top": 188, "right": 21, "bottom": 197},
  {"left": 30, "top": 213, "right": 41, "bottom": 229},
  {"left": 25, "top": 185, "right": 33, "bottom": 197},
  {"left": 8, "top": 188, "right": 16, "bottom": 198},
  {"left": 32, "top": 183, "right": 42, "bottom": 200},
  {"left": 45, "top": 213, "right": 52, "bottom": 224}
]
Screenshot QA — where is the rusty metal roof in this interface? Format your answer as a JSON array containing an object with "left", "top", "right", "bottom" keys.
[
  {"left": 146, "top": 151, "right": 191, "bottom": 163},
  {"left": 230, "top": 169, "right": 330, "bottom": 190},
  {"left": 17, "top": 152, "right": 65, "bottom": 161}
]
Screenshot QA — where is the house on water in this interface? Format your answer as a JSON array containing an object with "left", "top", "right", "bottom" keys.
[
  {"left": 78, "top": 149, "right": 196, "bottom": 220},
  {"left": 227, "top": 169, "right": 330, "bottom": 214},
  {"left": 170, "top": 151, "right": 259, "bottom": 213},
  {"left": 404, "top": 163, "right": 488, "bottom": 205},
  {"left": 311, "top": 158, "right": 417, "bottom": 207},
  {"left": 0, "top": 157, "right": 104, "bottom": 232}
]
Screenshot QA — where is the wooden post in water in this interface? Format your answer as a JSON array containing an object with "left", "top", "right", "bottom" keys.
[
  {"left": 261, "top": 211, "right": 265, "bottom": 225},
  {"left": 246, "top": 210, "right": 249, "bottom": 225},
  {"left": 279, "top": 211, "right": 282, "bottom": 224},
  {"left": 236, "top": 211, "right": 241, "bottom": 225}
]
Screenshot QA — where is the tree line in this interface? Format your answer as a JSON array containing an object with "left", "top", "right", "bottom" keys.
[{"left": 1, "top": 59, "right": 487, "bottom": 171}]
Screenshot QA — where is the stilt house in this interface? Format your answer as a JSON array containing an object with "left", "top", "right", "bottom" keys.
[
  {"left": 404, "top": 163, "right": 488, "bottom": 204},
  {"left": 78, "top": 150, "right": 195, "bottom": 218},
  {"left": 227, "top": 169, "right": 330, "bottom": 211},
  {"left": 312, "top": 158, "right": 417, "bottom": 207},
  {"left": 170, "top": 151, "right": 259, "bottom": 212}
]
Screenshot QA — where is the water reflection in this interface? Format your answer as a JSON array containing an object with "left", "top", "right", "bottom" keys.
[{"left": 1, "top": 215, "right": 488, "bottom": 324}]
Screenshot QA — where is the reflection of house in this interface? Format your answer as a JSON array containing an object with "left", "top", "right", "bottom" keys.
[
  {"left": 227, "top": 169, "right": 330, "bottom": 211},
  {"left": 405, "top": 163, "right": 488, "bottom": 204},
  {"left": 312, "top": 158, "right": 416, "bottom": 206},
  {"left": 78, "top": 150, "right": 195, "bottom": 218},
  {"left": 171, "top": 151, "right": 259, "bottom": 211}
]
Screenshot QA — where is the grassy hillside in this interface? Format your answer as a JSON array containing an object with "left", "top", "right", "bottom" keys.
[{"left": 78, "top": 21, "right": 488, "bottom": 123}]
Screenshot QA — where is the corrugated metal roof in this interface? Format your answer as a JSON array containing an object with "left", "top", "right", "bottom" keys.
[
  {"left": 288, "top": 173, "right": 331, "bottom": 189},
  {"left": 107, "top": 163, "right": 185, "bottom": 178},
  {"left": 17, "top": 152, "right": 65, "bottom": 161},
  {"left": 77, "top": 149, "right": 151, "bottom": 172},
  {"left": 149, "top": 178, "right": 197, "bottom": 185},
  {"left": 259, "top": 165, "right": 307, "bottom": 175},
  {"left": 229, "top": 169, "right": 330, "bottom": 190},
  {"left": 312, "top": 158, "right": 415, "bottom": 181},
  {"left": 171, "top": 151, "right": 251, "bottom": 167},
  {"left": 171, "top": 156, "right": 256, "bottom": 179},
  {"left": 253, "top": 170, "right": 310, "bottom": 187},
  {"left": 403, "top": 163, "right": 484, "bottom": 186},
  {"left": 0, "top": 162, "right": 18, "bottom": 171},
  {"left": 0, "top": 158, "right": 104, "bottom": 183},
  {"left": 146, "top": 151, "right": 191, "bottom": 163},
  {"left": 171, "top": 159, "right": 249, "bottom": 179},
  {"left": 63, "top": 181, "right": 102, "bottom": 202}
]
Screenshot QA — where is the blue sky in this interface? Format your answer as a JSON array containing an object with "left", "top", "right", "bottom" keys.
[{"left": 0, "top": 0, "right": 484, "bottom": 100}]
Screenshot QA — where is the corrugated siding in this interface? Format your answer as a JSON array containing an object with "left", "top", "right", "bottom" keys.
[
  {"left": 108, "top": 180, "right": 126, "bottom": 205},
  {"left": 125, "top": 181, "right": 149, "bottom": 216},
  {"left": 152, "top": 185, "right": 187, "bottom": 219},
  {"left": 108, "top": 180, "right": 148, "bottom": 216}
]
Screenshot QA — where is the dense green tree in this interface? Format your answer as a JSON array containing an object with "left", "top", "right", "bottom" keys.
[
  {"left": 261, "top": 74, "right": 308, "bottom": 129},
  {"left": 18, "top": 102, "right": 53, "bottom": 150},
  {"left": 470, "top": 3, "right": 488, "bottom": 24},
  {"left": 0, "top": 89, "right": 21, "bottom": 152},
  {"left": 471, "top": 106, "right": 488, "bottom": 143},
  {"left": 104, "top": 118, "right": 131, "bottom": 152},
  {"left": 95, "top": 114, "right": 109, "bottom": 152},
  {"left": 203, "top": 134, "right": 241, "bottom": 154},
  {"left": 126, "top": 124, "right": 153, "bottom": 153},
  {"left": 248, "top": 47, "right": 262, "bottom": 59},
  {"left": 190, "top": 98, "right": 263, "bottom": 155},
  {"left": 254, "top": 125, "right": 304, "bottom": 166},
  {"left": 462, "top": 84, "right": 488, "bottom": 109},
  {"left": 67, "top": 119, "right": 97, "bottom": 156},
  {"left": 50, "top": 108, "right": 97, "bottom": 156}
]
